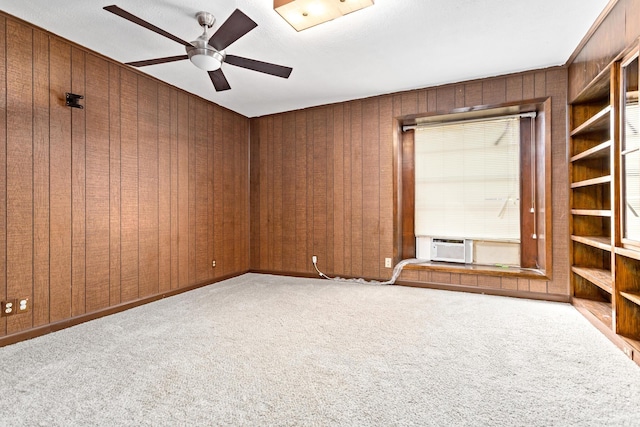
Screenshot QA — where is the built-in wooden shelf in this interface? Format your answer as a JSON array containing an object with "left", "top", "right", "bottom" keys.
[
  {"left": 570, "top": 140, "right": 612, "bottom": 162},
  {"left": 571, "top": 175, "right": 612, "bottom": 189},
  {"left": 570, "top": 106, "right": 611, "bottom": 136},
  {"left": 615, "top": 246, "right": 640, "bottom": 261},
  {"left": 571, "top": 209, "right": 612, "bottom": 217},
  {"left": 572, "top": 266, "right": 613, "bottom": 294},
  {"left": 571, "top": 67, "right": 610, "bottom": 104},
  {"left": 573, "top": 297, "right": 613, "bottom": 330},
  {"left": 571, "top": 235, "right": 612, "bottom": 251},
  {"left": 621, "top": 291, "right": 640, "bottom": 307}
]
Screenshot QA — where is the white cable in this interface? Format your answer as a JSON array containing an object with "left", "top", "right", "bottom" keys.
[{"left": 311, "top": 256, "right": 427, "bottom": 286}]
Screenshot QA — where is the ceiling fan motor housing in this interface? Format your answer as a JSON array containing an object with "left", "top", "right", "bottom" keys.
[{"left": 187, "top": 12, "right": 224, "bottom": 71}]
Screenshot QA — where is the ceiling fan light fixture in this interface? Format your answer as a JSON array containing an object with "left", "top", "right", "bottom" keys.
[
  {"left": 187, "top": 38, "right": 225, "bottom": 71},
  {"left": 274, "top": 0, "right": 374, "bottom": 31}
]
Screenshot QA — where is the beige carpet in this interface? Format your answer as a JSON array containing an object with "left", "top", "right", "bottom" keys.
[{"left": 1, "top": 273, "right": 639, "bottom": 426}]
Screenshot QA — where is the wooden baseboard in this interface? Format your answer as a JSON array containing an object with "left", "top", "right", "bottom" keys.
[
  {"left": 396, "top": 280, "right": 571, "bottom": 303},
  {"left": 0, "top": 271, "right": 248, "bottom": 348}
]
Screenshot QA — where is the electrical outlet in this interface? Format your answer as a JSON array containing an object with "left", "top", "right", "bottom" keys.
[
  {"left": 385, "top": 258, "right": 392, "bottom": 268},
  {"left": 312, "top": 255, "right": 318, "bottom": 264},
  {"left": 17, "top": 297, "right": 29, "bottom": 313},
  {"left": 212, "top": 260, "right": 216, "bottom": 268},
  {"left": 1, "top": 300, "right": 17, "bottom": 317}
]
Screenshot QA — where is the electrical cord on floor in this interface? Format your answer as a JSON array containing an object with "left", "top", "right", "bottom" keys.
[{"left": 311, "top": 256, "right": 427, "bottom": 285}]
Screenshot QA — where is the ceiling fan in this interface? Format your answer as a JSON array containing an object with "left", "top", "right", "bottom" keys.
[{"left": 104, "top": 5, "right": 293, "bottom": 91}]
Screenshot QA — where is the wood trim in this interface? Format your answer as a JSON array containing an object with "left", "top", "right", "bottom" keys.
[
  {"left": 0, "top": 272, "right": 248, "bottom": 348},
  {"left": 565, "top": 0, "right": 620, "bottom": 67},
  {"left": 400, "top": 129, "right": 415, "bottom": 259},
  {"left": 397, "top": 280, "right": 571, "bottom": 303}
]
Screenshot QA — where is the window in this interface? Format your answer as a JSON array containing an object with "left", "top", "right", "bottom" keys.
[
  {"left": 414, "top": 116, "right": 522, "bottom": 241},
  {"left": 621, "top": 55, "right": 640, "bottom": 245},
  {"left": 398, "top": 102, "right": 551, "bottom": 274}
]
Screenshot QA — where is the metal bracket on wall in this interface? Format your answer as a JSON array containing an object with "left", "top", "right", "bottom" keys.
[{"left": 65, "top": 92, "right": 84, "bottom": 109}]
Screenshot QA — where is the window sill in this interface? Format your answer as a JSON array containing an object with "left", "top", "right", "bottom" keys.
[{"left": 403, "top": 261, "right": 549, "bottom": 280}]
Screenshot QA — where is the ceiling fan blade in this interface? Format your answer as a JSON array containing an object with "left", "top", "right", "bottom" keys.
[
  {"left": 208, "top": 69, "right": 231, "bottom": 91},
  {"left": 225, "top": 55, "right": 293, "bottom": 79},
  {"left": 126, "top": 55, "right": 189, "bottom": 67},
  {"left": 104, "top": 5, "right": 192, "bottom": 47},
  {"left": 208, "top": 9, "right": 257, "bottom": 51}
]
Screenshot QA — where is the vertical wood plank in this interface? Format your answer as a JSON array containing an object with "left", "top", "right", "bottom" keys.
[
  {"left": 177, "top": 92, "right": 189, "bottom": 288},
  {"left": 157, "top": 85, "right": 171, "bottom": 292},
  {"left": 0, "top": 16, "right": 6, "bottom": 335},
  {"left": 342, "top": 103, "right": 352, "bottom": 275},
  {"left": 84, "top": 54, "right": 110, "bottom": 312},
  {"left": 325, "top": 107, "right": 334, "bottom": 273},
  {"left": 534, "top": 71, "right": 546, "bottom": 99},
  {"left": 222, "top": 109, "right": 235, "bottom": 275},
  {"left": 482, "top": 78, "right": 506, "bottom": 105},
  {"left": 522, "top": 73, "right": 535, "bottom": 99},
  {"left": 33, "top": 30, "right": 50, "bottom": 326},
  {"left": 464, "top": 82, "right": 483, "bottom": 107},
  {"left": 206, "top": 103, "right": 215, "bottom": 280},
  {"left": 235, "top": 114, "right": 248, "bottom": 272},
  {"left": 170, "top": 89, "right": 179, "bottom": 288},
  {"left": 273, "top": 114, "right": 284, "bottom": 271},
  {"left": 295, "top": 111, "right": 308, "bottom": 272},
  {"left": 48, "top": 37, "right": 72, "bottom": 322},
  {"left": 195, "top": 99, "right": 209, "bottom": 282},
  {"left": 305, "top": 111, "right": 314, "bottom": 273},
  {"left": 281, "top": 112, "right": 297, "bottom": 272},
  {"left": 506, "top": 75, "right": 523, "bottom": 103},
  {"left": 379, "top": 95, "right": 394, "bottom": 276},
  {"left": 138, "top": 77, "right": 159, "bottom": 297},
  {"left": 350, "top": 100, "right": 363, "bottom": 277},
  {"left": 213, "top": 105, "right": 224, "bottom": 277},
  {"left": 6, "top": 20, "right": 33, "bottom": 333},
  {"left": 454, "top": 86, "right": 465, "bottom": 108},
  {"left": 259, "top": 117, "right": 270, "bottom": 270},
  {"left": 436, "top": 86, "right": 455, "bottom": 112},
  {"left": 362, "top": 99, "right": 380, "bottom": 278},
  {"left": 313, "top": 108, "right": 327, "bottom": 269},
  {"left": 108, "top": 63, "right": 121, "bottom": 305},
  {"left": 188, "top": 98, "right": 196, "bottom": 283},
  {"left": 267, "top": 116, "right": 275, "bottom": 270},
  {"left": 70, "top": 47, "right": 86, "bottom": 317},
  {"left": 332, "top": 104, "right": 345, "bottom": 275},
  {"left": 120, "top": 69, "right": 139, "bottom": 301}
]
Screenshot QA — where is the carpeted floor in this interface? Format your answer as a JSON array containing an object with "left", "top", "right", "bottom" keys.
[{"left": 1, "top": 273, "right": 639, "bottom": 426}]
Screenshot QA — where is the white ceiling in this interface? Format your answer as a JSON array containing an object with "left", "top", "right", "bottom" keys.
[{"left": 0, "top": 0, "right": 609, "bottom": 117}]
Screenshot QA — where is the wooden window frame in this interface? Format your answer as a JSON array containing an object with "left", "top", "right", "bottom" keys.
[{"left": 393, "top": 99, "right": 553, "bottom": 279}]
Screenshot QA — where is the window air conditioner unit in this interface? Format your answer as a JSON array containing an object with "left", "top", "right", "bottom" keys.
[{"left": 416, "top": 237, "right": 473, "bottom": 264}]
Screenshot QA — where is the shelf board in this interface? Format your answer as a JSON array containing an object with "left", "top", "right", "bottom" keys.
[
  {"left": 571, "top": 209, "right": 612, "bottom": 217},
  {"left": 572, "top": 266, "right": 613, "bottom": 294},
  {"left": 614, "top": 246, "right": 640, "bottom": 261},
  {"left": 570, "top": 105, "right": 611, "bottom": 136},
  {"left": 570, "top": 140, "right": 611, "bottom": 162},
  {"left": 620, "top": 291, "right": 640, "bottom": 307},
  {"left": 571, "top": 67, "right": 610, "bottom": 104},
  {"left": 573, "top": 297, "right": 613, "bottom": 330},
  {"left": 571, "top": 175, "right": 612, "bottom": 188},
  {"left": 571, "top": 235, "right": 612, "bottom": 251}
]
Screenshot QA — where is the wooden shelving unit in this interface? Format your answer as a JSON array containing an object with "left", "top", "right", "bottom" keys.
[
  {"left": 570, "top": 46, "right": 640, "bottom": 364},
  {"left": 569, "top": 67, "right": 615, "bottom": 344}
]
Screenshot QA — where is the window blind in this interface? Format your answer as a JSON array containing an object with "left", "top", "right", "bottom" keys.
[{"left": 414, "top": 117, "right": 520, "bottom": 240}]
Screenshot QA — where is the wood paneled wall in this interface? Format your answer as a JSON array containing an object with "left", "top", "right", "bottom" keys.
[
  {"left": 569, "top": 0, "right": 640, "bottom": 101},
  {"left": 250, "top": 67, "right": 570, "bottom": 296},
  {"left": 0, "top": 15, "right": 249, "bottom": 340}
]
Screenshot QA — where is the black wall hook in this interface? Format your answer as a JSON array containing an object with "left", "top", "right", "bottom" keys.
[{"left": 65, "top": 93, "right": 84, "bottom": 109}]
